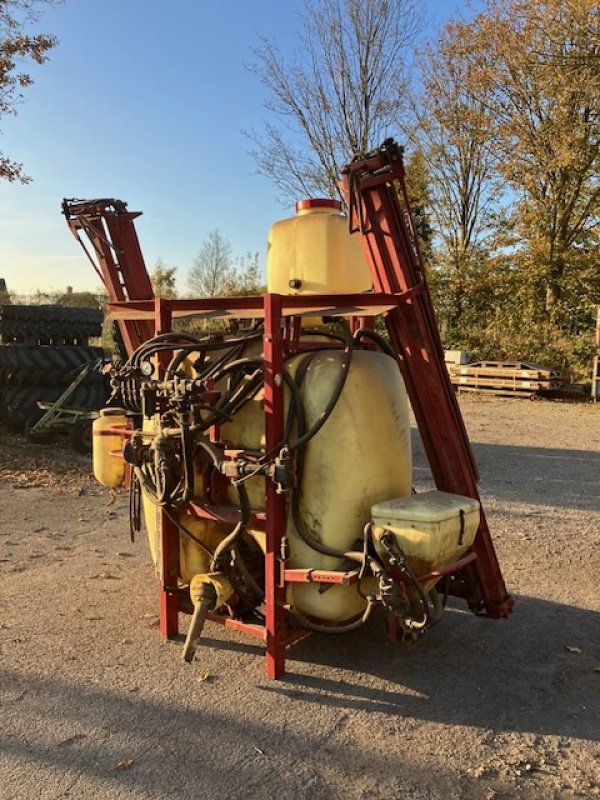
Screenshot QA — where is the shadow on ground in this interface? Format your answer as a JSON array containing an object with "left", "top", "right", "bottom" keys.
[
  {"left": 2, "top": 594, "right": 597, "bottom": 798},
  {"left": 259, "top": 595, "right": 597, "bottom": 741},
  {"left": 411, "top": 428, "right": 600, "bottom": 511}
]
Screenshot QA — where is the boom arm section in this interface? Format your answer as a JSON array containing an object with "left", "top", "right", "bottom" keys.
[
  {"left": 62, "top": 198, "right": 155, "bottom": 355},
  {"left": 343, "top": 139, "right": 513, "bottom": 618}
]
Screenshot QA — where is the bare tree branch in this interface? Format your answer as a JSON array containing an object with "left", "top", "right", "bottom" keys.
[{"left": 247, "top": 0, "right": 422, "bottom": 203}]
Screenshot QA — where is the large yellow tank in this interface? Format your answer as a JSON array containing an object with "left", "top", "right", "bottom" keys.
[
  {"left": 267, "top": 199, "right": 372, "bottom": 295},
  {"left": 144, "top": 347, "right": 412, "bottom": 623},
  {"left": 140, "top": 414, "right": 231, "bottom": 583}
]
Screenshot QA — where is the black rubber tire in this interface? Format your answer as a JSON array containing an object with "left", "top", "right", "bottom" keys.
[
  {"left": 0, "top": 305, "right": 103, "bottom": 344},
  {"left": 0, "top": 344, "right": 104, "bottom": 371},
  {"left": 0, "top": 319, "right": 102, "bottom": 340},
  {"left": 4, "top": 364, "right": 107, "bottom": 389},
  {"left": 69, "top": 418, "right": 93, "bottom": 454},
  {"left": 3, "top": 384, "right": 108, "bottom": 430},
  {"left": 0, "top": 345, "right": 105, "bottom": 388},
  {"left": 0, "top": 304, "right": 102, "bottom": 324}
]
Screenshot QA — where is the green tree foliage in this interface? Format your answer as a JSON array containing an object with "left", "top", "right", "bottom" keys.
[
  {"left": 30, "top": 286, "right": 103, "bottom": 308},
  {"left": 232, "top": 251, "right": 263, "bottom": 296},
  {"left": 1, "top": 0, "right": 58, "bottom": 182},
  {"left": 410, "top": 0, "right": 599, "bottom": 377},
  {"left": 248, "top": 0, "right": 599, "bottom": 378},
  {"left": 403, "top": 148, "right": 434, "bottom": 263},
  {"left": 151, "top": 257, "right": 178, "bottom": 298},
  {"left": 0, "top": 277, "right": 12, "bottom": 303}
]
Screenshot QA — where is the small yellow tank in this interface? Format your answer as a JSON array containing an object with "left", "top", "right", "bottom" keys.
[
  {"left": 267, "top": 198, "right": 372, "bottom": 296},
  {"left": 371, "top": 491, "right": 480, "bottom": 593},
  {"left": 92, "top": 408, "right": 128, "bottom": 488}
]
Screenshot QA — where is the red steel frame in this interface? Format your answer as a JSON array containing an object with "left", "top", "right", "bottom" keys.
[
  {"left": 342, "top": 141, "right": 512, "bottom": 618},
  {"left": 63, "top": 199, "right": 155, "bottom": 353},
  {"left": 65, "top": 158, "right": 512, "bottom": 678},
  {"left": 121, "top": 293, "right": 392, "bottom": 678}
]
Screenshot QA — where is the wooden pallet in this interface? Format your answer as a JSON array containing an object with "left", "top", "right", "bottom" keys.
[
  {"left": 593, "top": 309, "right": 600, "bottom": 401},
  {"left": 448, "top": 360, "right": 566, "bottom": 396},
  {"left": 592, "top": 354, "right": 600, "bottom": 401}
]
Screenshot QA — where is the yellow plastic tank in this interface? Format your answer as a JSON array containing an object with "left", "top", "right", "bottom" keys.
[
  {"left": 92, "top": 408, "right": 128, "bottom": 488},
  {"left": 141, "top": 414, "right": 231, "bottom": 583},
  {"left": 371, "top": 490, "right": 480, "bottom": 592},
  {"left": 267, "top": 199, "right": 372, "bottom": 296},
  {"left": 219, "top": 347, "right": 412, "bottom": 622}
]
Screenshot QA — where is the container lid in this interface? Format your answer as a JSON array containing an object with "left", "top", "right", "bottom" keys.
[
  {"left": 100, "top": 407, "right": 127, "bottom": 417},
  {"left": 295, "top": 198, "right": 342, "bottom": 214},
  {"left": 372, "top": 490, "right": 480, "bottom": 524}
]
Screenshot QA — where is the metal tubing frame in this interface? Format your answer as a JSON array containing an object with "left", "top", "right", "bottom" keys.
[
  {"left": 263, "top": 293, "right": 287, "bottom": 678},
  {"left": 149, "top": 293, "right": 303, "bottom": 677},
  {"left": 62, "top": 199, "right": 155, "bottom": 353},
  {"left": 141, "top": 290, "right": 504, "bottom": 677}
]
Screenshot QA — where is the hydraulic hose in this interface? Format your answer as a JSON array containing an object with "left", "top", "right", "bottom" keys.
[
  {"left": 162, "top": 506, "right": 215, "bottom": 559},
  {"left": 352, "top": 328, "right": 397, "bottom": 359},
  {"left": 289, "top": 597, "right": 376, "bottom": 635},
  {"left": 209, "top": 480, "right": 251, "bottom": 571},
  {"left": 288, "top": 325, "right": 354, "bottom": 452},
  {"left": 191, "top": 439, "right": 252, "bottom": 571}
]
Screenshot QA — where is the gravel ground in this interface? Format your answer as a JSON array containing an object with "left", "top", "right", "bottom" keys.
[{"left": 0, "top": 395, "right": 598, "bottom": 800}]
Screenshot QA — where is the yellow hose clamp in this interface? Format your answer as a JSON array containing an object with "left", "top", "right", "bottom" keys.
[{"left": 189, "top": 572, "right": 234, "bottom": 610}]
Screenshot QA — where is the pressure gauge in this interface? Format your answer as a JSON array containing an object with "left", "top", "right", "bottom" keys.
[{"left": 140, "top": 360, "right": 154, "bottom": 377}]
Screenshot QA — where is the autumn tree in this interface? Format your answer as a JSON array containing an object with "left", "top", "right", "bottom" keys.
[
  {"left": 151, "top": 257, "right": 178, "bottom": 298},
  {"left": 452, "top": 0, "right": 600, "bottom": 329},
  {"left": 1, "top": 0, "right": 58, "bottom": 182},
  {"left": 248, "top": 0, "right": 422, "bottom": 203},
  {"left": 232, "top": 251, "right": 263, "bottom": 296},
  {"left": 411, "top": 24, "right": 501, "bottom": 339}
]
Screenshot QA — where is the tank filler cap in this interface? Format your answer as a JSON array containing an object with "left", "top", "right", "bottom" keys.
[{"left": 295, "top": 198, "right": 342, "bottom": 214}]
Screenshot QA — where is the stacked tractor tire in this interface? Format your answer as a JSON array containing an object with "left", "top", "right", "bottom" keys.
[{"left": 0, "top": 304, "right": 109, "bottom": 438}]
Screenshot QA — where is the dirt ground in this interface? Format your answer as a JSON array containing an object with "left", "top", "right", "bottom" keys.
[{"left": 0, "top": 395, "right": 598, "bottom": 800}]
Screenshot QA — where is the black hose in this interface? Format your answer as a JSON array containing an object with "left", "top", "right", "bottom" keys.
[
  {"left": 352, "top": 328, "right": 397, "bottom": 360},
  {"left": 232, "top": 543, "right": 265, "bottom": 600},
  {"left": 209, "top": 480, "right": 251, "bottom": 571},
  {"left": 289, "top": 597, "right": 375, "bottom": 634},
  {"left": 288, "top": 325, "right": 354, "bottom": 452},
  {"left": 191, "top": 439, "right": 252, "bottom": 571}
]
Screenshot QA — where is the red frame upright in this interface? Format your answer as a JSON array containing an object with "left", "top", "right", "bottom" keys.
[
  {"left": 125, "top": 293, "right": 394, "bottom": 678},
  {"left": 342, "top": 142, "right": 512, "bottom": 618}
]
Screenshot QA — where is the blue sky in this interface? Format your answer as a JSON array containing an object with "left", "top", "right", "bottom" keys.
[{"left": 0, "top": 0, "right": 472, "bottom": 295}]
